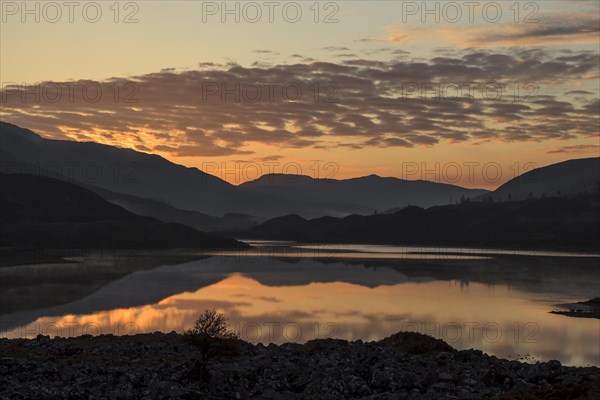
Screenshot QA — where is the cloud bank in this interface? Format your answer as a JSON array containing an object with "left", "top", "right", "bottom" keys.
[{"left": 1, "top": 48, "right": 598, "bottom": 158}]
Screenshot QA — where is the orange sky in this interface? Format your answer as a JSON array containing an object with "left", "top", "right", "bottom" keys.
[{"left": 1, "top": 1, "right": 598, "bottom": 189}]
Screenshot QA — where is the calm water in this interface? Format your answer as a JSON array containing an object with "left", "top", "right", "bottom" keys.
[{"left": 1, "top": 243, "right": 598, "bottom": 367}]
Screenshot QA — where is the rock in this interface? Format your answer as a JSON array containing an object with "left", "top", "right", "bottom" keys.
[
  {"left": 547, "top": 359, "right": 562, "bottom": 369},
  {"left": 462, "top": 377, "right": 477, "bottom": 387},
  {"left": 36, "top": 334, "right": 50, "bottom": 342},
  {"left": 438, "top": 372, "right": 453, "bottom": 382},
  {"left": 0, "top": 331, "right": 598, "bottom": 399},
  {"left": 372, "top": 369, "right": 391, "bottom": 389},
  {"left": 431, "top": 382, "right": 453, "bottom": 392}
]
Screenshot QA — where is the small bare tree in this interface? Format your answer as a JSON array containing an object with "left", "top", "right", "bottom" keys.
[
  {"left": 187, "top": 309, "right": 238, "bottom": 339},
  {"left": 184, "top": 309, "right": 241, "bottom": 382}
]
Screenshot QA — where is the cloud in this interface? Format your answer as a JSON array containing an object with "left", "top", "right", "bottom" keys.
[
  {"left": 322, "top": 46, "right": 351, "bottom": 52},
  {"left": 0, "top": 49, "right": 598, "bottom": 157},
  {"left": 565, "top": 90, "right": 595, "bottom": 95},
  {"left": 256, "top": 155, "right": 284, "bottom": 162},
  {"left": 385, "top": 15, "right": 600, "bottom": 49},
  {"left": 547, "top": 144, "right": 600, "bottom": 154},
  {"left": 253, "top": 50, "right": 279, "bottom": 55},
  {"left": 355, "top": 37, "right": 387, "bottom": 43}
]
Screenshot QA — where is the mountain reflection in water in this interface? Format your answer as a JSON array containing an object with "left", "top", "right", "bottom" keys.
[{"left": 1, "top": 247, "right": 598, "bottom": 367}]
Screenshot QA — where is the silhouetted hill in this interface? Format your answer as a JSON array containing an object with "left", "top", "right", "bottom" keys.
[
  {"left": 252, "top": 214, "right": 308, "bottom": 234},
  {"left": 0, "top": 173, "right": 246, "bottom": 250},
  {"left": 0, "top": 173, "right": 137, "bottom": 224},
  {"left": 90, "top": 187, "right": 265, "bottom": 232},
  {"left": 240, "top": 173, "right": 488, "bottom": 216},
  {"left": 0, "top": 122, "right": 254, "bottom": 215},
  {"left": 249, "top": 194, "right": 600, "bottom": 250},
  {"left": 1, "top": 122, "right": 490, "bottom": 218},
  {"left": 478, "top": 157, "right": 600, "bottom": 202},
  {"left": 0, "top": 147, "right": 262, "bottom": 231}
]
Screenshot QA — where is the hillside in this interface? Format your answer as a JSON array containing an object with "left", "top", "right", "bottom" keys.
[
  {"left": 240, "top": 173, "right": 488, "bottom": 217},
  {"left": 1, "top": 122, "right": 490, "bottom": 218},
  {"left": 0, "top": 147, "right": 262, "bottom": 231},
  {"left": 0, "top": 122, "right": 251, "bottom": 215},
  {"left": 478, "top": 158, "right": 599, "bottom": 202},
  {"left": 248, "top": 193, "right": 600, "bottom": 251},
  {"left": 90, "top": 186, "right": 265, "bottom": 232},
  {"left": 0, "top": 173, "right": 246, "bottom": 250}
]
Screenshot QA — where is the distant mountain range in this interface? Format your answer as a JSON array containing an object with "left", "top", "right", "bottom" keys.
[
  {"left": 89, "top": 186, "right": 265, "bottom": 232},
  {"left": 0, "top": 173, "right": 245, "bottom": 250},
  {"left": 245, "top": 157, "right": 600, "bottom": 250},
  {"left": 247, "top": 193, "right": 600, "bottom": 250},
  {"left": 0, "top": 122, "right": 489, "bottom": 219},
  {"left": 2, "top": 121, "right": 598, "bottom": 251},
  {"left": 240, "top": 173, "right": 488, "bottom": 216}
]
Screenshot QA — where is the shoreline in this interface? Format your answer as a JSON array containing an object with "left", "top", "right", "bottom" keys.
[
  {"left": 550, "top": 298, "right": 600, "bottom": 320},
  {"left": 2, "top": 242, "right": 599, "bottom": 268},
  {"left": 1, "top": 331, "right": 598, "bottom": 399}
]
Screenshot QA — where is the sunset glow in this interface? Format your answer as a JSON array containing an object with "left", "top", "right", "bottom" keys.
[{"left": 1, "top": 1, "right": 598, "bottom": 187}]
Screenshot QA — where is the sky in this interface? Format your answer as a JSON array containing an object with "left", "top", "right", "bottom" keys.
[{"left": 1, "top": 0, "right": 599, "bottom": 188}]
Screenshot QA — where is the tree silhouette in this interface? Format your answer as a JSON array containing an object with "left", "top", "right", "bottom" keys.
[{"left": 184, "top": 310, "right": 241, "bottom": 383}]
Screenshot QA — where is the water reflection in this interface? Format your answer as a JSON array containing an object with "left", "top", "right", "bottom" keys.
[{"left": 0, "top": 250, "right": 598, "bottom": 367}]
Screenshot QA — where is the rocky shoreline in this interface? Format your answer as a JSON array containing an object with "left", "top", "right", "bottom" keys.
[
  {"left": 551, "top": 298, "right": 600, "bottom": 319},
  {"left": 1, "top": 331, "right": 599, "bottom": 400}
]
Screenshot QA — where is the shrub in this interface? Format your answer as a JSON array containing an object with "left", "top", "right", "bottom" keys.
[{"left": 183, "top": 309, "right": 243, "bottom": 382}]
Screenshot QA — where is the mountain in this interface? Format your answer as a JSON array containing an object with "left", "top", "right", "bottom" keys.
[
  {"left": 0, "top": 146, "right": 262, "bottom": 232},
  {"left": 248, "top": 193, "right": 600, "bottom": 250},
  {"left": 240, "top": 173, "right": 489, "bottom": 217},
  {"left": 1, "top": 122, "right": 488, "bottom": 218},
  {"left": 478, "top": 157, "right": 600, "bottom": 202},
  {"left": 89, "top": 186, "right": 265, "bottom": 232},
  {"left": 0, "top": 121, "right": 266, "bottom": 215},
  {"left": 0, "top": 173, "right": 246, "bottom": 249},
  {"left": 251, "top": 213, "right": 309, "bottom": 234}
]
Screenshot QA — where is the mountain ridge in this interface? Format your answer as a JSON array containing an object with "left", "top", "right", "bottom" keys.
[
  {"left": 477, "top": 157, "right": 600, "bottom": 202},
  {"left": 0, "top": 172, "right": 246, "bottom": 250},
  {"left": 245, "top": 193, "right": 600, "bottom": 251},
  {"left": 0, "top": 121, "right": 492, "bottom": 218}
]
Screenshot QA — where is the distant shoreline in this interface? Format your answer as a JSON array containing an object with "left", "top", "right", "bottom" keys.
[
  {"left": 551, "top": 298, "right": 600, "bottom": 320},
  {"left": 1, "top": 242, "right": 598, "bottom": 268}
]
